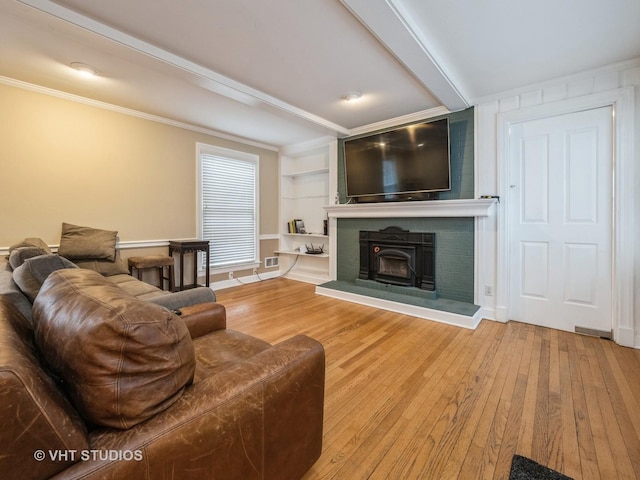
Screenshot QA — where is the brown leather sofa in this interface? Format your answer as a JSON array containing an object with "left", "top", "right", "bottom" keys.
[{"left": 0, "top": 268, "right": 325, "bottom": 480}]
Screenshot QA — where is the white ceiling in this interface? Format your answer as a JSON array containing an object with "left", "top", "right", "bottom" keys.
[{"left": 1, "top": 0, "right": 638, "bottom": 149}]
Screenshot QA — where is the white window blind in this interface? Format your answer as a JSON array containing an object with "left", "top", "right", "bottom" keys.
[{"left": 199, "top": 146, "right": 259, "bottom": 269}]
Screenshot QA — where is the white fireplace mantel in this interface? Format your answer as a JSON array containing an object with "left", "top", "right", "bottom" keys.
[{"left": 323, "top": 198, "right": 497, "bottom": 219}]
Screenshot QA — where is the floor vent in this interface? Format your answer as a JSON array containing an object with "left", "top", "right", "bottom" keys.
[
  {"left": 264, "top": 256, "right": 279, "bottom": 268},
  {"left": 575, "top": 326, "right": 613, "bottom": 340}
]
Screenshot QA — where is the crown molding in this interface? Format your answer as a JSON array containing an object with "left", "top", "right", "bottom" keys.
[
  {"left": 280, "top": 136, "right": 337, "bottom": 155},
  {"left": 473, "top": 57, "right": 640, "bottom": 106},
  {"left": 347, "top": 106, "right": 450, "bottom": 137},
  {"left": 0, "top": 75, "right": 280, "bottom": 152}
]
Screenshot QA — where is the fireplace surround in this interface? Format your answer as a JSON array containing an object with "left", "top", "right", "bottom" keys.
[
  {"left": 359, "top": 226, "right": 435, "bottom": 291},
  {"left": 319, "top": 199, "right": 494, "bottom": 329}
]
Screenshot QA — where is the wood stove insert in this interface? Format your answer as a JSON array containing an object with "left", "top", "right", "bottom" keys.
[{"left": 359, "top": 226, "right": 435, "bottom": 290}]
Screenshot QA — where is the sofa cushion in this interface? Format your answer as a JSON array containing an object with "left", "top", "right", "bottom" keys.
[
  {"left": 106, "top": 273, "right": 167, "bottom": 299},
  {"left": 72, "top": 250, "right": 129, "bottom": 276},
  {"left": 0, "top": 260, "right": 33, "bottom": 323},
  {"left": 8, "top": 246, "right": 48, "bottom": 270},
  {"left": 147, "top": 286, "right": 218, "bottom": 312},
  {"left": 12, "top": 254, "right": 78, "bottom": 302},
  {"left": 8, "top": 237, "right": 52, "bottom": 255},
  {"left": 32, "top": 269, "right": 195, "bottom": 429},
  {"left": 0, "top": 297, "right": 89, "bottom": 480},
  {"left": 57, "top": 222, "right": 117, "bottom": 262}
]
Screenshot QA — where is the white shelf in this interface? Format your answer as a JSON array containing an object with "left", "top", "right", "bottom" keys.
[
  {"left": 283, "top": 233, "right": 328, "bottom": 239},
  {"left": 275, "top": 250, "right": 329, "bottom": 258},
  {"left": 282, "top": 168, "right": 329, "bottom": 178}
]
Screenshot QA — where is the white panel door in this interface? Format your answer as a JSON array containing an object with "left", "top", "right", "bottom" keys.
[{"left": 508, "top": 107, "right": 613, "bottom": 334}]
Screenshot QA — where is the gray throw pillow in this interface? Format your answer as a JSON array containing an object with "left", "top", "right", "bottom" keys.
[
  {"left": 57, "top": 222, "right": 118, "bottom": 262},
  {"left": 9, "top": 246, "right": 49, "bottom": 270},
  {"left": 73, "top": 250, "right": 129, "bottom": 276},
  {"left": 8, "top": 237, "right": 52, "bottom": 255},
  {"left": 12, "top": 254, "right": 78, "bottom": 302}
]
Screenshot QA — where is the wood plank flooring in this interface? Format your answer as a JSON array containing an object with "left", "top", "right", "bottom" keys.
[{"left": 215, "top": 278, "right": 640, "bottom": 480}]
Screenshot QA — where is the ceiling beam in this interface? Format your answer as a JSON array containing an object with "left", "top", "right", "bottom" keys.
[
  {"left": 340, "top": 0, "right": 470, "bottom": 111},
  {"left": 18, "top": 0, "right": 352, "bottom": 137}
]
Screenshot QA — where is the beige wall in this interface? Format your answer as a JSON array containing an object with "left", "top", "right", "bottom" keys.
[{"left": 0, "top": 82, "right": 279, "bottom": 271}]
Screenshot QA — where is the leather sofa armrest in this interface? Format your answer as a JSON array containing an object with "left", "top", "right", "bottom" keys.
[
  {"left": 147, "top": 286, "right": 216, "bottom": 311},
  {"left": 178, "top": 301, "right": 226, "bottom": 337},
  {"left": 56, "top": 335, "right": 325, "bottom": 480}
]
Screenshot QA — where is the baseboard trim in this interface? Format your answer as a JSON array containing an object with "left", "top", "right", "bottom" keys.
[
  {"left": 315, "top": 285, "right": 484, "bottom": 330},
  {"left": 477, "top": 306, "right": 499, "bottom": 322},
  {"left": 616, "top": 326, "right": 637, "bottom": 349},
  {"left": 282, "top": 271, "right": 331, "bottom": 285},
  {"left": 209, "top": 270, "right": 281, "bottom": 291}
]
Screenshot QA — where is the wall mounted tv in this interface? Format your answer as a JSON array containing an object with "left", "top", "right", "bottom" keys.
[{"left": 344, "top": 118, "right": 451, "bottom": 202}]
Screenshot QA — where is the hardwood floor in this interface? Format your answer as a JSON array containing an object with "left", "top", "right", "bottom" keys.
[{"left": 216, "top": 278, "right": 640, "bottom": 480}]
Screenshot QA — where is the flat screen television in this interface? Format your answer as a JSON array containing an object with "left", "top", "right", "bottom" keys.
[{"left": 344, "top": 118, "right": 451, "bottom": 202}]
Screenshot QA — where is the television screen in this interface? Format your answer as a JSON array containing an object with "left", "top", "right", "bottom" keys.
[{"left": 344, "top": 118, "right": 451, "bottom": 201}]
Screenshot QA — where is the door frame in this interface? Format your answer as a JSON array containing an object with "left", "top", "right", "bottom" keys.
[{"left": 495, "top": 87, "right": 635, "bottom": 346}]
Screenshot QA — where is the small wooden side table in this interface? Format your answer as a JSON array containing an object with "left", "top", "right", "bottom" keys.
[
  {"left": 127, "top": 255, "right": 175, "bottom": 292},
  {"left": 169, "top": 240, "right": 210, "bottom": 291}
]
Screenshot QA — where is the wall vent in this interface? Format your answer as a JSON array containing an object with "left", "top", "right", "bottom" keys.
[{"left": 264, "top": 256, "right": 279, "bottom": 268}]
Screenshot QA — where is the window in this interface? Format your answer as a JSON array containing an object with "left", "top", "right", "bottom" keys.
[{"left": 197, "top": 143, "right": 259, "bottom": 271}]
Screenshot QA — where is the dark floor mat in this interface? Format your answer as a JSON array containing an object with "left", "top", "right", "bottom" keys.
[{"left": 509, "top": 454, "right": 573, "bottom": 480}]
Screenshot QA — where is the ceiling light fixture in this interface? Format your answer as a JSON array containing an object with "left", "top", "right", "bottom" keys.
[
  {"left": 343, "top": 91, "right": 362, "bottom": 102},
  {"left": 70, "top": 62, "right": 97, "bottom": 78}
]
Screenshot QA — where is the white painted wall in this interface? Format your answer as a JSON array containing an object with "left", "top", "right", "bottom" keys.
[{"left": 474, "top": 59, "right": 640, "bottom": 347}]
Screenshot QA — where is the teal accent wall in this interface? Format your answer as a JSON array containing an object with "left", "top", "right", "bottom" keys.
[
  {"left": 437, "top": 108, "right": 474, "bottom": 200},
  {"left": 335, "top": 107, "right": 476, "bottom": 304}
]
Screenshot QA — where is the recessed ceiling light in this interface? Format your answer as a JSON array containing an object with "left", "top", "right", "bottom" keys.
[
  {"left": 343, "top": 92, "right": 362, "bottom": 102},
  {"left": 70, "top": 62, "right": 97, "bottom": 78}
]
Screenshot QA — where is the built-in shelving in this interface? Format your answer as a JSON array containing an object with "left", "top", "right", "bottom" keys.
[
  {"left": 277, "top": 234, "right": 329, "bottom": 257},
  {"left": 278, "top": 138, "right": 337, "bottom": 284}
]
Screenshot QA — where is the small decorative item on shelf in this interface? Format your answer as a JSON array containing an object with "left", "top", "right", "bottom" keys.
[
  {"left": 288, "top": 219, "right": 306, "bottom": 234},
  {"left": 305, "top": 243, "right": 325, "bottom": 255}
]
